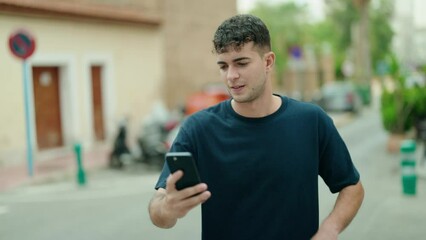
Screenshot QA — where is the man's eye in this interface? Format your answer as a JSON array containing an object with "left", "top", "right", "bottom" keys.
[
  {"left": 219, "top": 65, "right": 228, "bottom": 70},
  {"left": 238, "top": 62, "right": 248, "bottom": 66}
]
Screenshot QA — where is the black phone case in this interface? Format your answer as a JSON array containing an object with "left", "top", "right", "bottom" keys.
[{"left": 166, "top": 152, "right": 201, "bottom": 190}]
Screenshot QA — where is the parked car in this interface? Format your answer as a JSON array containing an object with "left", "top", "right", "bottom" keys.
[
  {"left": 184, "top": 82, "right": 230, "bottom": 115},
  {"left": 314, "top": 81, "right": 362, "bottom": 114},
  {"left": 164, "top": 83, "right": 230, "bottom": 149}
]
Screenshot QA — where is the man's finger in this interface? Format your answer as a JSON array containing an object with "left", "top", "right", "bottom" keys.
[
  {"left": 181, "top": 190, "right": 212, "bottom": 209},
  {"left": 180, "top": 183, "right": 208, "bottom": 198},
  {"left": 166, "top": 170, "right": 184, "bottom": 191}
]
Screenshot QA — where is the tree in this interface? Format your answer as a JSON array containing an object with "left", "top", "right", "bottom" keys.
[
  {"left": 369, "top": 0, "right": 394, "bottom": 75},
  {"left": 250, "top": 2, "right": 308, "bottom": 86},
  {"left": 322, "top": 0, "right": 394, "bottom": 77},
  {"left": 249, "top": 0, "right": 394, "bottom": 92}
]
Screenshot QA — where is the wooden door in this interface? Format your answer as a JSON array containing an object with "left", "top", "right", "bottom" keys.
[
  {"left": 32, "top": 67, "right": 63, "bottom": 149},
  {"left": 91, "top": 66, "right": 105, "bottom": 141}
]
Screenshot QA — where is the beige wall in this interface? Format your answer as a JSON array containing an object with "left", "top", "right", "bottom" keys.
[
  {"left": 0, "top": 13, "right": 163, "bottom": 164},
  {"left": 163, "top": 0, "right": 237, "bottom": 108}
]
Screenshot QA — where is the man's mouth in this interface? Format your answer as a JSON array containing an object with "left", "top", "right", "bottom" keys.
[{"left": 231, "top": 85, "right": 244, "bottom": 90}]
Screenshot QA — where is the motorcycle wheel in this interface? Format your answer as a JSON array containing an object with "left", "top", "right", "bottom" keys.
[{"left": 109, "top": 153, "right": 124, "bottom": 169}]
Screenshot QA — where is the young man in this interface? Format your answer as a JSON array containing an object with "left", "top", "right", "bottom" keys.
[{"left": 148, "top": 14, "right": 364, "bottom": 240}]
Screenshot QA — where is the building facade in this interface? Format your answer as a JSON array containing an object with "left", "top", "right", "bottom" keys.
[
  {"left": 0, "top": 0, "right": 236, "bottom": 167},
  {"left": 392, "top": 0, "right": 426, "bottom": 67}
]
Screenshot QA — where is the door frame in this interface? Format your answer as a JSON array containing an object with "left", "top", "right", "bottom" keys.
[
  {"left": 28, "top": 54, "right": 78, "bottom": 150},
  {"left": 83, "top": 54, "right": 114, "bottom": 144}
]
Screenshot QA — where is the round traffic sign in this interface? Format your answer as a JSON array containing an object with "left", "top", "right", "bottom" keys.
[
  {"left": 9, "top": 30, "right": 36, "bottom": 60},
  {"left": 290, "top": 45, "right": 302, "bottom": 60}
]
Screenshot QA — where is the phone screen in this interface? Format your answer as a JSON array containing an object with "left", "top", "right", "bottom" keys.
[{"left": 166, "top": 152, "right": 201, "bottom": 190}]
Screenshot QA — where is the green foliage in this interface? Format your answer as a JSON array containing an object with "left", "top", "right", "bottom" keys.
[
  {"left": 322, "top": 0, "right": 394, "bottom": 76},
  {"left": 250, "top": 2, "right": 308, "bottom": 86},
  {"left": 369, "top": 0, "right": 394, "bottom": 75},
  {"left": 415, "top": 65, "right": 426, "bottom": 119},
  {"left": 379, "top": 54, "right": 426, "bottom": 134},
  {"left": 421, "top": 65, "right": 426, "bottom": 74},
  {"left": 249, "top": 0, "right": 395, "bottom": 86},
  {"left": 380, "top": 87, "right": 414, "bottom": 134},
  {"left": 318, "top": 0, "right": 357, "bottom": 71},
  {"left": 410, "top": 86, "right": 426, "bottom": 119},
  {"left": 323, "top": 0, "right": 358, "bottom": 53},
  {"left": 386, "top": 51, "right": 400, "bottom": 77}
]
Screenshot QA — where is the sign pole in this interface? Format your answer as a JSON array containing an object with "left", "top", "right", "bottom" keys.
[
  {"left": 9, "top": 29, "right": 37, "bottom": 177},
  {"left": 22, "top": 60, "right": 34, "bottom": 177}
]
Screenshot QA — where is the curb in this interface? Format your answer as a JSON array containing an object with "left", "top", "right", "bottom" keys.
[{"left": 0, "top": 147, "right": 110, "bottom": 193}]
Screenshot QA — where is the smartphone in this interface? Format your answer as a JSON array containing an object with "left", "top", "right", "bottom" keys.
[{"left": 166, "top": 152, "right": 201, "bottom": 190}]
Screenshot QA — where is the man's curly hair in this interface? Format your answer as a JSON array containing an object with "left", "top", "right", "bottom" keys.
[{"left": 213, "top": 14, "right": 271, "bottom": 54}]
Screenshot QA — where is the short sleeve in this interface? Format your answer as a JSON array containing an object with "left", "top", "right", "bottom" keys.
[{"left": 318, "top": 111, "right": 360, "bottom": 193}]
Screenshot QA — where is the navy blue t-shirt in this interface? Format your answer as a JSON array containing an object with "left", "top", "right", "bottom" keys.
[{"left": 155, "top": 95, "right": 360, "bottom": 240}]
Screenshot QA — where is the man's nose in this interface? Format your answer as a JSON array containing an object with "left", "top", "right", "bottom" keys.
[{"left": 227, "top": 66, "right": 239, "bottom": 81}]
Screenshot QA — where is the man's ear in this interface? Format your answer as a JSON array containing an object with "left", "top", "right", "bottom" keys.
[{"left": 265, "top": 52, "right": 275, "bottom": 72}]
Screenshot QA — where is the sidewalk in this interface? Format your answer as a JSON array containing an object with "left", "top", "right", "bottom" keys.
[{"left": 0, "top": 144, "right": 110, "bottom": 192}]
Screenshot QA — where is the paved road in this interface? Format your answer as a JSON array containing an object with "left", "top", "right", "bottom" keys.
[
  {"left": 0, "top": 163, "right": 202, "bottom": 240},
  {"left": 1, "top": 106, "right": 425, "bottom": 240}
]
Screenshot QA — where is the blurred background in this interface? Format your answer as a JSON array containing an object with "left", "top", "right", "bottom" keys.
[{"left": 1, "top": 0, "right": 426, "bottom": 239}]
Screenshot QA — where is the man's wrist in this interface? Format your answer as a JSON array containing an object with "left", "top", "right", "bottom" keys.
[{"left": 149, "top": 191, "right": 177, "bottom": 228}]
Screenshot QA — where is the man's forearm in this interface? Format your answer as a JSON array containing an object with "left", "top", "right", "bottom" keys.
[
  {"left": 148, "top": 190, "right": 178, "bottom": 229},
  {"left": 321, "top": 181, "right": 364, "bottom": 234}
]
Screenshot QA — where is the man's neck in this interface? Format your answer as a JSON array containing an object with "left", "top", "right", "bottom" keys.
[{"left": 231, "top": 94, "right": 281, "bottom": 118}]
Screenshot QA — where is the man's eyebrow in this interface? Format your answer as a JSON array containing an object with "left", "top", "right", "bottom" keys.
[
  {"left": 233, "top": 57, "right": 250, "bottom": 62},
  {"left": 217, "top": 57, "right": 250, "bottom": 65}
]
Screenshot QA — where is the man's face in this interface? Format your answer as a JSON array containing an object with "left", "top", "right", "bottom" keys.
[{"left": 216, "top": 42, "right": 272, "bottom": 103}]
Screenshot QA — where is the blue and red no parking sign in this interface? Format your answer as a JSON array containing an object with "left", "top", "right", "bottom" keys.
[{"left": 8, "top": 29, "right": 36, "bottom": 60}]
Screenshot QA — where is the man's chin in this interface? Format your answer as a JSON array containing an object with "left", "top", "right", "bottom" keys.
[{"left": 232, "top": 95, "right": 250, "bottom": 103}]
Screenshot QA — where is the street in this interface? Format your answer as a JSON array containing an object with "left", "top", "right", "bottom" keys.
[{"left": 1, "top": 105, "right": 426, "bottom": 240}]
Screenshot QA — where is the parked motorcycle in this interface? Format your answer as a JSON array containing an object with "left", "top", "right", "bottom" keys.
[
  {"left": 109, "top": 119, "right": 132, "bottom": 169},
  {"left": 137, "top": 85, "right": 228, "bottom": 166},
  {"left": 137, "top": 102, "right": 182, "bottom": 166}
]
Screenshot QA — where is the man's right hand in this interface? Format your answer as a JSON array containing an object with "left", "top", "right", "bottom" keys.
[{"left": 148, "top": 170, "right": 211, "bottom": 228}]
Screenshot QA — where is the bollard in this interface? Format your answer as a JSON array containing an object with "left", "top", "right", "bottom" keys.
[
  {"left": 400, "top": 140, "right": 417, "bottom": 196},
  {"left": 73, "top": 143, "right": 87, "bottom": 186}
]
